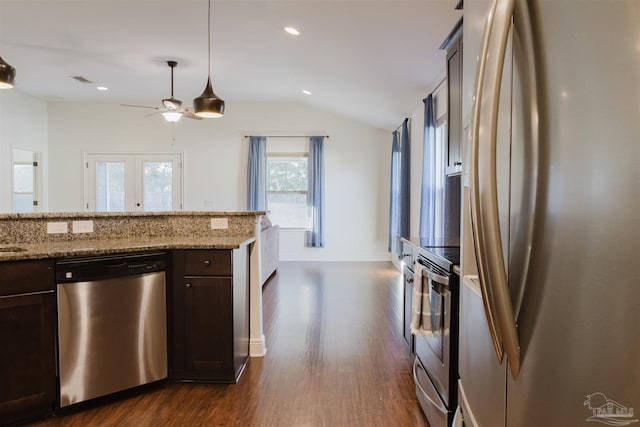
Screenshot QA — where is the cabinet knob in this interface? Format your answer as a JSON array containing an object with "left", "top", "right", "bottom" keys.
[
  {"left": 407, "top": 279, "right": 414, "bottom": 284},
  {"left": 203, "top": 260, "right": 211, "bottom": 266},
  {"left": 403, "top": 253, "right": 411, "bottom": 258},
  {"left": 185, "top": 283, "right": 192, "bottom": 289},
  {"left": 454, "top": 161, "right": 462, "bottom": 166}
]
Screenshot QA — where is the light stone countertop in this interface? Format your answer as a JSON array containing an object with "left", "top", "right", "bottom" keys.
[
  {"left": 0, "top": 210, "right": 265, "bottom": 220},
  {"left": 0, "top": 235, "right": 255, "bottom": 262}
]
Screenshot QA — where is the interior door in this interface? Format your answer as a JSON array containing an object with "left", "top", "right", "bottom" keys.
[{"left": 85, "top": 153, "right": 182, "bottom": 212}]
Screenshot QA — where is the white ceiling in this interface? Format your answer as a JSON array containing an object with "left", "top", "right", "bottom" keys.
[{"left": 0, "top": 0, "right": 461, "bottom": 130}]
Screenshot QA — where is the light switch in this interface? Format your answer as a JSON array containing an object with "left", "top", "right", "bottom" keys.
[
  {"left": 47, "top": 222, "right": 68, "bottom": 234},
  {"left": 72, "top": 220, "right": 94, "bottom": 234}
]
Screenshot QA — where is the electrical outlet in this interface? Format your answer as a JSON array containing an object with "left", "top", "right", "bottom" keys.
[
  {"left": 211, "top": 218, "right": 229, "bottom": 230},
  {"left": 72, "top": 220, "right": 94, "bottom": 234},
  {"left": 47, "top": 222, "right": 68, "bottom": 234}
]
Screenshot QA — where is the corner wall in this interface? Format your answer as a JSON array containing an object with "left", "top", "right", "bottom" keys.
[
  {"left": 47, "top": 101, "right": 391, "bottom": 261},
  {"left": 0, "top": 90, "right": 48, "bottom": 212}
]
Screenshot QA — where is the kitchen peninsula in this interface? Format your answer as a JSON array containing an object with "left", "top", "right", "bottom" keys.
[{"left": 0, "top": 211, "right": 266, "bottom": 426}]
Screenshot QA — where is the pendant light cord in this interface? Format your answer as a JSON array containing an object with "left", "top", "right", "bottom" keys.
[{"left": 207, "top": 0, "right": 211, "bottom": 77}]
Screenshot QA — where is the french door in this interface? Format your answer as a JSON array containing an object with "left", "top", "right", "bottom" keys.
[{"left": 85, "top": 153, "right": 182, "bottom": 212}]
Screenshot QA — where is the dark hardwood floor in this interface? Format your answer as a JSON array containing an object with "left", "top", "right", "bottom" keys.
[{"left": 27, "top": 261, "right": 428, "bottom": 426}]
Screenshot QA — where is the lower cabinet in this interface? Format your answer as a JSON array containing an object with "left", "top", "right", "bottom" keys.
[
  {"left": 0, "top": 260, "right": 56, "bottom": 426},
  {"left": 401, "top": 240, "right": 415, "bottom": 355},
  {"left": 170, "top": 247, "right": 250, "bottom": 382}
]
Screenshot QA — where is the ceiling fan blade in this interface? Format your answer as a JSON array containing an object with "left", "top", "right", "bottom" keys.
[
  {"left": 182, "top": 109, "right": 203, "bottom": 120},
  {"left": 145, "top": 111, "right": 164, "bottom": 117},
  {"left": 121, "top": 104, "right": 160, "bottom": 110}
]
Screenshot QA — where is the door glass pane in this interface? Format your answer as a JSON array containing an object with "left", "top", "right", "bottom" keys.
[
  {"left": 143, "top": 161, "right": 173, "bottom": 211},
  {"left": 96, "top": 161, "right": 125, "bottom": 212},
  {"left": 13, "top": 164, "right": 34, "bottom": 213}
]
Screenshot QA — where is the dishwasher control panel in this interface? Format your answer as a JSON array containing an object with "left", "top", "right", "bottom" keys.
[{"left": 55, "top": 252, "right": 167, "bottom": 283}]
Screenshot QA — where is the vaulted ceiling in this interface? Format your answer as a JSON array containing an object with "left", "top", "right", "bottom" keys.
[{"left": 0, "top": 0, "right": 461, "bottom": 130}]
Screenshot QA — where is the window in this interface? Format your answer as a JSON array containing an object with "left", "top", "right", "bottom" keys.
[
  {"left": 12, "top": 149, "right": 41, "bottom": 213},
  {"left": 13, "top": 163, "right": 36, "bottom": 212},
  {"left": 266, "top": 154, "right": 308, "bottom": 228},
  {"left": 433, "top": 116, "right": 447, "bottom": 236},
  {"left": 85, "top": 153, "right": 182, "bottom": 212}
]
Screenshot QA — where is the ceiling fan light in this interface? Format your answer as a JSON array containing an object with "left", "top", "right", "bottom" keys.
[
  {"left": 162, "top": 97, "right": 182, "bottom": 110},
  {"left": 162, "top": 111, "right": 182, "bottom": 122},
  {"left": 193, "top": 77, "right": 225, "bottom": 118},
  {"left": 0, "top": 56, "right": 16, "bottom": 89}
]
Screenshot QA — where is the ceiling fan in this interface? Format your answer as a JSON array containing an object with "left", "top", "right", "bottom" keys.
[{"left": 122, "top": 60, "right": 202, "bottom": 122}]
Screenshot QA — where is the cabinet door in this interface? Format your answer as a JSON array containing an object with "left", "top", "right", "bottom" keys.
[
  {"left": 184, "top": 277, "right": 233, "bottom": 381},
  {"left": 446, "top": 36, "right": 463, "bottom": 176},
  {"left": 0, "top": 292, "right": 56, "bottom": 425},
  {"left": 403, "top": 267, "right": 414, "bottom": 353}
]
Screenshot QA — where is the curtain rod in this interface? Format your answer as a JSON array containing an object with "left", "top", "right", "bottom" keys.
[{"left": 243, "top": 135, "right": 329, "bottom": 139}]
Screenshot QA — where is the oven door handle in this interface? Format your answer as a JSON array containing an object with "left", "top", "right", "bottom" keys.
[
  {"left": 413, "top": 358, "right": 447, "bottom": 414},
  {"left": 425, "top": 270, "right": 449, "bottom": 287}
]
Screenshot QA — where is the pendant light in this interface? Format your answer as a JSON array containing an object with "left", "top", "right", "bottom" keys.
[
  {"left": 0, "top": 56, "right": 15, "bottom": 89},
  {"left": 0, "top": 0, "right": 15, "bottom": 89},
  {"left": 193, "top": 0, "right": 225, "bottom": 118}
]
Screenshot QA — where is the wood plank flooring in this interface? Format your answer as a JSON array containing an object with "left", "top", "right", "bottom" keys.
[{"left": 27, "top": 261, "right": 428, "bottom": 427}]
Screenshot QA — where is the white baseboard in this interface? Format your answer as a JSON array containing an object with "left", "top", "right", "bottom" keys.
[{"left": 249, "top": 335, "right": 267, "bottom": 357}]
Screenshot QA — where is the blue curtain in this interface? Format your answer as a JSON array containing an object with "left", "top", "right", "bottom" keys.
[
  {"left": 247, "top": 136, "right": 267, "bottom": 210},
  {"left": 388, "top": 130, "right": 400, "bottom": 252},
  {"left": 419, "top": 95, "right": 435, "bottom": 239},
  {"left": 400, "top": 119, "right": 411, "bottom": 240},
  {"left": 388, "top": 119, "right": 411, "bottom": 254},
  {"left": 305, "top": 136, "right": 325, "bottom": 248}
]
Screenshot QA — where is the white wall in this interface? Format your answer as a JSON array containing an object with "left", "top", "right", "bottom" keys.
[
  {"left": 0, "top": 90, "right": 48, "bottom": 212},
  {"left": 47, "top": 101, "right": 390, "bottom": 261}
]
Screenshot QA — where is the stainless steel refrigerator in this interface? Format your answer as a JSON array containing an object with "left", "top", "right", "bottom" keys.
[{"left": 456, "top": 0, "right": 640, "bottom": 426}]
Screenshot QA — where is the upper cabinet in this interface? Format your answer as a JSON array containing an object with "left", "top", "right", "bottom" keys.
[{"left": 441, "top": 19, "right": 463, "bottom": 176}]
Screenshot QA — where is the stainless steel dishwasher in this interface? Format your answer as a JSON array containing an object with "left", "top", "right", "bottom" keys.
[{"left": 55, "top": 252, "right": 168, "bottom": 408}]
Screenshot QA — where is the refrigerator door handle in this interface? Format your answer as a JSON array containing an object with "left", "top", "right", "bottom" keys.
[
  {"left": 452, "top": 406, "right": 463, "bottom": 427},
  {"left": 469, "top": 0, "right": 504, "bottom": 363},
  {"left": 476, "top": 0, "right": 521, "bottom": 378}
]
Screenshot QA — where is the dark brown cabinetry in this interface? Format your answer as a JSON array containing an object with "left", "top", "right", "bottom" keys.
[
  {"left": 170, "top": 248, "right": 249, "bottom": 383},
  {"left": 0, "top": 260, "right": 56, "bottom": 426},
  {"left": 444, "top": 19, "right": 463, "bottom": 176}
]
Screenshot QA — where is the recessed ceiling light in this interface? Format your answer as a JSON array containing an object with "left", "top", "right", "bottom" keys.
[
  {"left": 285, "top": 27, "right": 300, "bottom": 36},
  {"left": 302, "top": 90, "right": 312, "bottom": 95},
  {"left": 97, "top": 86, "right": 108, "bottom": 91}
]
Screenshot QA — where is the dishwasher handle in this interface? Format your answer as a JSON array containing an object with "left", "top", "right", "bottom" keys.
[{"left": 56, "top": 252, "right": 167, "bottom": 283}]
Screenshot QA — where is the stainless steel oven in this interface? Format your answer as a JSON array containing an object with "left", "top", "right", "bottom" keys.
[{"left": 414, "top": 249, "right": 459, "bottom": 427}]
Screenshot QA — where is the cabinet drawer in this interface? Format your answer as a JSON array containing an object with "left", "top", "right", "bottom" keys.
[
  {"left": 184, "top": 250, "right": 232, "bottom": 276},
  {"left": 0, "top": 260, "right": 55, "bottom": 297}
]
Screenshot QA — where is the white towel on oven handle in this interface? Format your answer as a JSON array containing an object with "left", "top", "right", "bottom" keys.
[{"left": 410, "top": 262, "right": 434, "bottom": 336}]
